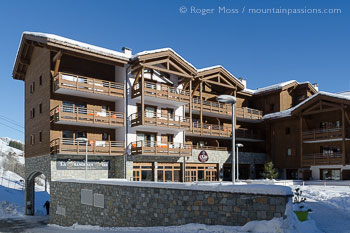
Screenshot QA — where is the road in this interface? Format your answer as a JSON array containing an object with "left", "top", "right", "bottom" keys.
[{"left": 0, "top": 216, "right": 48, "bottom": 233}]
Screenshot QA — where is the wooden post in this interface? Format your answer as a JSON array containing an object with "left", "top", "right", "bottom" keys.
[
  {"left": 200, "top": 81, "right": 203, "bottom": 136},
  {"left": 189, "top": 79, "right": 192, "bottom": 131},
  {"left": 300, "top": 114, "right": 303, "bottom": 168},
  {"left": 342, "top": 106, "right": 346, "bottom": 166},
  {"left": 141, "top": 67, "right": 145, "bottom": 125}
]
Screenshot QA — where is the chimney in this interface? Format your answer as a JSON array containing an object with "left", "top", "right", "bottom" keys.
[
  {"left": 312, "top": 83, "right": 319, "bottom": 92},
  {"left": 122, "top": 47, "right": 132, "bottom": 56},
  {"left": 238, "top": 77, "right": 247, "bottom": 89}
]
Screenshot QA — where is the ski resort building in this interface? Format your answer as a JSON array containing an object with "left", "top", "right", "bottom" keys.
[{"left": 11, "top": 32, "right": 350, "bottom": 214}]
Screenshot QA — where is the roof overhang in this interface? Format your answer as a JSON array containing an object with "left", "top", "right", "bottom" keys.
[
  {"left": 13, "top": 32, "right": 130, "bottom": 81},
  {"left": 196, "top": 65, "right": 244, "bottom": 91}
]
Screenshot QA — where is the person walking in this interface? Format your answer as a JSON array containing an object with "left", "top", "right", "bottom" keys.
[{"left": 43, "top": 201, "right": 50, "bottom": 215}]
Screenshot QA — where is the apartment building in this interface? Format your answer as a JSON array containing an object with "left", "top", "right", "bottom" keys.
[{"left": 13, "top": 31, "right": 348, "bottom": 214}]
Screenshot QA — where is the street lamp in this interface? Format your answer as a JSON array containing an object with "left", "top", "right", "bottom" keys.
[
  {"left": 76, "top": 137, "right": 88, "bottom": 179},
  {"left": 236, "top": 143, "right": 244, "bottom": 181},
  {"left": 217, "top": 95, "right": 237, "bottom": 184}
]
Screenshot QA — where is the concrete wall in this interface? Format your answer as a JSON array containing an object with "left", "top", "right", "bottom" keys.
[{"left": 50, "top": 180, "right": 291, "bottom": 227}]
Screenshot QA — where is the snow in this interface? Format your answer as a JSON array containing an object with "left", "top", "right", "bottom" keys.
[
  {"left": 57, "top": 179, "right": 293, "bottom": 196},
  {"left": 131, "top": 48, "right": 196, "bottom": 71},
  {"left": 263, "top": 91, "right": 350, "bottom": 120},
  {"left": 21, "top": 32, "right": 131, "bottom": 60}
]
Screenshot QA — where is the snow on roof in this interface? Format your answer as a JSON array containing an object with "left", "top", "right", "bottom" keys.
[
  {"left": 22, "top": 31, "right": 131, "bottom": 60},
  {"left": 263, "top": 91, "right": 350, "bottom": 120},
  {"left": 241, "top": 80, "right": 316, "bottom": 95},
  {"left": 57, "top": 179, "right": 293, "bottom": 196},
  {"left": 338, "top": 91, "right": 350, "bottom": 97},
  {"left": 131, "top": 48, "right": 196, "bottom": 71}
]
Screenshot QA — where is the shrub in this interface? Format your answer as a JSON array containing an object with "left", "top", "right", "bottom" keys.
[
  {"left": 262, "top": 161, "right": 279, "bottom": 179},
  {"left": 8, "top": 141, "right": 24, "bottom": 151}
]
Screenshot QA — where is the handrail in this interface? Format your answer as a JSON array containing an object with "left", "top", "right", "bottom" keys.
[
  {"left": 303, "top": 152, "right": 342, "bottom": 159},
  {"left": 53, "top": 72, "right": 124, "bottom": 97},
  {"left": 143, "top": 81, "right": 190, "bottom": 96},
  {"left": 192, "top": 145, "right": 227, "bottom": 151},
  {"left": 302, "top": 127, "right": 342, "bottom": 135},
  {"left": 50, "top": 138, "right": 124, "bottom": 155},
  {"left": 131, "top": 140, "right": 191, "bottom": 149},
  {"left": 130, "top": 140, "right": 192, "bottom": 156},
  {"left": 192, "top": 122, "right": 231, "bottom": 131},
  {"left": 51, "top": 105, "right": 124, "bottom": 119},
  {"left": 130, "top": 112, "right": 189, "bottom": 122}
]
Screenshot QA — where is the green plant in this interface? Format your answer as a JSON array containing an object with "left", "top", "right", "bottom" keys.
[
  {"left": 262, "top": 161, "right": 278, "bottom": 179},
  {"left": 8, "top": 140, "right": 24, "bottom": 151},
  {"left": 293, "top": 188, "right": 312, "bottom": 222}
]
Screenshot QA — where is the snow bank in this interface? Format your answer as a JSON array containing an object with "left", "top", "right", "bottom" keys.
[{"left": 56, "top": 179, "right": 293, "bottom": 196}]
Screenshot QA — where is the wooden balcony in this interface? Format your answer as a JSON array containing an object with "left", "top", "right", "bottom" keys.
[
  {"left": 302, "top": 153, "right": 343, "bottom": 166},
  {"left": 302, "top": 127, "right": 343, "bottom": 142},
  {"left": 51, "top": 105, "right": 124, "bottom": 128},
  {"left": 130, "top": 113, "right": 190, "bottom": 130},
  {"left": 132, "top": 81, "right": 190, "bottom": 104},
  {"left": 191, "top": 97, "right": 263, "bottom": 120},
  {"left": 189, "top": 122, "right": 232, "bottom": 137},
  {"left": 53, "top": 72, "right": 124, "bottom": 101},
  {"left": 192, "top": 145, "right": 228, "bottom": 151},
  {"left": 236, "top": 128, "right": 264, "bottom": 141},
  {"left": 131, "top": 141, "right": 192, "bottom": 156},
  {"left": 50, "top": 138, "right": 125, "bottom": 156}
]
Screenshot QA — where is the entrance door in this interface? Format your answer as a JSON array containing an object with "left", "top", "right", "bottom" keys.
[{"left": 185, "top": 164, "right": 218, "bottom": 182}]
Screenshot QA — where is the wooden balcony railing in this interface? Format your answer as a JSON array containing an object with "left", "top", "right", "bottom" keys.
[
  {"left": 53, "top": 72, "right": 124, "bottom": 98},
  {"left": 130, "top": 113, "right": 190, "bottom": 129},
  {"left": 50, "top": 138, "right": 125, "bottom": 156},
  {"left": 192, "top": 145, "right": 228, "bottom": 151},
  {"left": 191, "top": 97, "right": 263, "bottom": 120},
  {"left": 51, "top": 105, "right": 124, "bottom": 127},
  {"left": 189, "top": 122, "right": 232, "bottom": 137},
  {"left": 132, "top": 81, "right": 190, "bottom": 103},
  {"left": 236, "top": 128, "right": 264, "bottom": 140},
  {"left": 131, "top": 141, "right": 192, "bottom": 156},
  {"left": 302, "top": 127, "right": 343, "bottom": 141},
  {"left": 302, "top": 153, "right": 343, "bottom": 166}
]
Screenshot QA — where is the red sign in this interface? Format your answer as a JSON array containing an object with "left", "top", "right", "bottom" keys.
[{"left": 198, "top": 151, "right": 209, "bottom": 163}]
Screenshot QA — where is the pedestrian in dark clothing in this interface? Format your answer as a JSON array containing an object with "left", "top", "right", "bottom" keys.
[{"left": 43, "top": 201, "right": 50, "bottom": 215}]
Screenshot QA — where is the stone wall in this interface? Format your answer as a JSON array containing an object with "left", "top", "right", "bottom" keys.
[
  {"left": 50, "top": 180, "right": 292, "bottom": 227},
  {"left": 25, "top": 154, "right": 51, "bottom": 181}
]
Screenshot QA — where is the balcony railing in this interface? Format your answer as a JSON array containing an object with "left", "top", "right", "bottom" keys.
[
  {"left": 132, "top": 81, "right": 190, "bottom": 103},
  {"left": 51, "top": 105, "right": 124, "bottom": 127},
  {"left": 191, "top": 97, "right": 263, "bottom": 120},
  {"left": 236, "top": 128, "right": 264, "bottom": 141},
  {"left": 131, "top": 141, "right": 192, "bottom": 156},
  {"left": 189, "top": 122, "right": 232, "bottom": 137},
  {"left": 51, "top": 138, "right": 125, "bottom": 156},
  {"left": 192, "top": 145, "right": 228, "bottom": 151},
  {"left": 302, "top": 153, "right": 343, "bottom": 166},
  {"left": 302, "top": 127, "right": 343, "bottom": 141},
  {"left": 130, "top": 113, "right": 190, "bottom": 129},
  {"left": 53, "top": 72, "right": 124, "bottom": 98}
]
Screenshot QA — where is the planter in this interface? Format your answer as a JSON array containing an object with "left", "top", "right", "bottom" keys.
[{"left": 294, "top": 211, "right": 308, "bottom": 222}]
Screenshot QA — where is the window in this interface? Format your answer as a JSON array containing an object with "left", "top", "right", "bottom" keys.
[
  {"left": 269, "top": 104, "right": 275, "bottom": 112},
  {"left": 30, "top": 135, "right": 35, "bottom": 145},
  {"left": 102, "top": 133, "right": 109, "bottom": 141},
  {"left": 39, "top": 132, "right": 42, "bottom": 142},
  {"left": 30, "top": 84, "right": 33, "bottom": 94},
  {"left": 30, "top": 108, "right": 35, "bottom": 119},
  {"left": 287, "top": 148, "right": 292, "bottom": 156},
  {"left": 133, "top": 163, "right": 153, "bottom": 181},
  {"left": 39, "top": 104, "right": 42, "bottom": 114},
  {"left": 285, "top": 127, "right": 291, "bottom": 135},
  {"left": 32, "top": 82, "right": 35, "bottom": 93},
  {"left": 39, "top": 75, "right": 42, "bottom": 86},
  {"left": 62, "top": 131, "right": 74, "bottom": 139}
]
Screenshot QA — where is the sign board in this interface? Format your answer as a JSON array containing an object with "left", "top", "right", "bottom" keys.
[
  {"left": 198, "top": 151, "right": 209, "bottom": 163},
  {"left": 56, "top": 160, "right": 109, "bottom": 170}
]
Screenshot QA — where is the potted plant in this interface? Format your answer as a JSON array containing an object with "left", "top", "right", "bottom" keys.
[{"left": 293, "top": 188, "right": 312, "bottom": 222}]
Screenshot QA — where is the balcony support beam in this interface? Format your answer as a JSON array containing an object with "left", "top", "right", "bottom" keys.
[
  {"left": 299, "top": 114, "right": 304, "bottom": 167},
  {"left": 200, "top": 80, "right": 203, "bottom": 136},
  {"left": 53, "top": 51, "right": 63, "bottom": 76},
  {"left": 141, "top": 67, "right": 145, "bottom": 125},
  {"left": 342, "top": 106, "right": 346, "bottom": 166},
  {"left": 189, "top": 79, "right": 192, "bottom": 131}
]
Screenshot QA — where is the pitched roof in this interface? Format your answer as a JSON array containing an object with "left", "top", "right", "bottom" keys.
[{"left": 263, "top": 91, "right": 350, "bottom": 120}]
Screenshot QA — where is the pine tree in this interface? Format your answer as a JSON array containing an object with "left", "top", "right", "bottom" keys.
[
  {"left": 8, "top": 140, "right": 24, "bottom": 151},
  {"left": 262, "top": 161, "right": 279, "bottom": 180}
]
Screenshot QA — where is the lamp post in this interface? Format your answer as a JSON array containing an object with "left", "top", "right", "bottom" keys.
[
  {"left": 76, "top": 137, "right": 88, "bottom": 179},
  {"left": 217, "top": 95, "right": 237, "bottom": 184},
  {"left": 236, "top": 143, "right": 244, "bottom": 181}
]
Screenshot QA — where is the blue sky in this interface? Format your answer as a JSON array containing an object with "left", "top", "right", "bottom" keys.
[{"left": 0, "top": 0, "right": 349, "bottom": 141}]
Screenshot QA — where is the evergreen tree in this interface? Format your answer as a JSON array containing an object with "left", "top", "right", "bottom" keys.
[
  {"left": 8, "top": 140, "right": 24, "bottom": 151},
  {"left": 262, "top": 161, "right": 279, "bottom": 179}
]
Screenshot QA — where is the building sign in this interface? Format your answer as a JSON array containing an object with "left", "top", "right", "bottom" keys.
[
  {"left": 56, "top": 160, "right": 109, "bottom": 170},
  {"left": 198, "top": 151, "right": 209, "bottom": 163}
]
